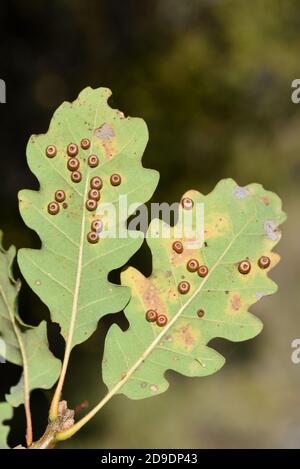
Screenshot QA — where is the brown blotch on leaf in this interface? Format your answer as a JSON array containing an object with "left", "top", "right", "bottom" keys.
[
  {"left": 110, "top": 173, "right": 122, "bottom": 186},
  {"left": 179, "top": 324, "right": 195, "bottom": 346},
  {"left": 80, "top": 138, "right": 91, "bottom": 150},
  {"left": 87, "top": 231, "right": 98, "bottom": 244},
  {"left": 178, "top": 281, "right": 190, "bottom": 294},
  {"left": 156, "top": 314, "right": 168, "bottom": 327},
  {"left": 187, "top": 259, "right": 199, "bottom": 272},
  {"left": 67, "top": 143, "right": 78, "bottom": 157},
  {"left": 172, "top": 241, "right": 183, "bottom": 254},
  {"left": 86, "top": 199, "right": 97, "bottom": 211},
  {"left": 238, "top": 260, "right": 251, "bottom": 274},
  {"left": 62, "top": 202, "right": 68, "bottom": 209},
  {"left": 45, "top": 145, "right": 57, "bottom": 158},
  {"left": 197, "top": 309, "right": 205, "bottom": 318},
  {"left": 71, "top": 171, "right": 82, "bottom": 183},
  {"left": 90, "top": 176, "right": 103, "bottom": 190},
  {"left": 55, "top": 190, "right": 66, "bottom": 203},
  {"left": 145, "top": 310, "right": 157, "bottom": 322},
  {"left": 230, "top": 294, "right": 241, "bottom": 311},
  {"left": 67, "top": 158, "right": 80, "bottom": 171},
  {"left": 258, "top": 256, "right": 271, "bottom": 269},
  {"left": 197, "top": 265, "right": 209, "bottom": 278},
  {"left": 47, "top": 201, "right": 59, "bottom": 215},
  {"left": 94, "top": 123, "right": 115, "bottom": 140},
  {"left": 88, "top": 154, "right": 99, "bottom": 168}
]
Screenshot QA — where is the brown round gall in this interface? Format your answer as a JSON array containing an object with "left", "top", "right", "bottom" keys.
[
  {"left": 187, "top": 259, "right": 199, "bottom": 272},
  {"left": 55, "top": 190, "right": 66, "bottom": 203},
  {"left": 156, "top": 314, "right": 168, "bottom": 327},
  {"left": 145, "top": 310, "right": 157, "bottom": 323},
  {"left": 67, "top": 143, "right": 78, "bottom": 157},
  {"left": 238, "top": 260, "right": 251, "bottom": 274},
  {"left": 178, "top": 281, "right": 190, "bottom": 294},
  {"left": 197, "top": 265, "right": 209, "bottom": 278},
  {"left": 88, "top": 154, "right": 99, "bottom": 168},
  {"left": 71, "top": 171, "right": 82, "bottom": 183},
  {"left": 47, "top": 201, "right": 59, "bottom": 215},
  {"left": 45, "top": 145, "right": 57, "bottom": 158},
  {"left": 87, "top": 231, "right": 98, "bottom": 244}
]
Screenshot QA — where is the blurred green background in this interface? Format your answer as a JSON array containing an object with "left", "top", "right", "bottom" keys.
[{"left": 0, "top": 0, "right": 300, "bottom": 448}]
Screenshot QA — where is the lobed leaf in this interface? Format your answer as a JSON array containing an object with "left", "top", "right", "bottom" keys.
[
  {"left": 18, "top": 87, "right": 159, "bottom": 349},
  {"left": 0, "top": 234, "right": 60, "bottom": 406},
  {"left": 0, "top": 402, "right": 12, "bottom": 449},
  {"left": 103, "top": 179, "right": 286, "bottom": 399}
]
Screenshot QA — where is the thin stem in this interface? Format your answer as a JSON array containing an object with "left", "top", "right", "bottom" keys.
[{"left": 56, "top": 215, "right": 254, "bottom": 442}]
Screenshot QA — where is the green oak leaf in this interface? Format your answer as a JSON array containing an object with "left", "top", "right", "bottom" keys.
[
  {"left": 0, "top": 234, "right": 61, "bottom": 406},
  {"left": 0, "top": 402, "right": 12, "bottom": 449},
  {"left": 103, "top": 179, "right": 286, "bottom": 399},
  {"left": 18, "top": 87, "right": 159, "bottom": 348}
]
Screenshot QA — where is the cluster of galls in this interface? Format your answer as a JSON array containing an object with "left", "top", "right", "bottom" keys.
[
  {"left": 47, "top": 190, "right": 67, "bottom": 215},
  {"left": 238, "top": 256, "right": 271, "bottom": 274},
  {"left": 45, "top": 140, "right": 123, "bottom": 244},
  {"left": 172, "top": 241, "right": 209, "bottom": 297},
  {"left": 145, "top": 310, "right": 168, "bottom": 327}
]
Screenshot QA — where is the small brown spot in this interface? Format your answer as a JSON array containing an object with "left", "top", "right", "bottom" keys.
[
  {"left": 204, "top": 242, "right": 208, "bottom": 247},
  {"left": 47, "top": 201, "right": 59, "bottom": 215},
  {"left": 110, "top": 173, "right": 121, "bottom": 186},
  {"left": 71, "top": 171, "right": 82, "bottom": 183},
  {"left": 197, "top": 309, "right": 205, "bottom": 318},
  {"left": 45, "top": 145, "right": 57, "bottom": 158},
  {"left": 145, "top": 310, "right": 157, "bottom": 322},
  {"left": 55, "top": 190, "right": 66, "bottom": 203},
  {"left": 67, "top": 158, "right": 80, "bottom": 171},
  {"left": 67, "top": 143, "right": 78, "bottom": 157},
  {"left": 258, "top": 256, "right": 271, "bottom": 269},
  {"left": 62, "top": 202, "right": 68, "bottom": 209},
  {"left": 172, "top": 241, "right": 183, "bottom": 254},
  {"left": 187, "top": 259, "right": 199, "bottom": 272},
  {"left": 91, "top": 219, "right": 103, "bottom": 233},
  {"left": 87, "top": 231, "right": 98, "bottom": 244},
  {"left": 88, "top": 154, "right": 99, "bottom": 168},
  {"left": 80, "top": 138, "right": 90, "bottom": 150},
  {"left": 90, "top": 176, "right": 103, "bottom": 190},
  {"left": 178, "top": 281, "right": 190, "bottom": 294},
  {"left": 86, "top": 199, "right": 97, "bottom": 211},
  {"left": 156, "top": 314, "right": 168, "bottom": 327},
  {"left": 88, "top": 189, "right": 100, "bottom": 201},
  {"left": 231, "top": 294, "right": 241, "bottom": 311},
  {"left": 238, "top": 260, "right": 251, "bottom": 274},
  {"left": 197, "top": 265, "right": 209, "bottom": 278},
  {"left": 261, "top": 196, "right": 270, "bottom": 206},
  {"left": 181, "top": 197, "right": 194, "bottom": 210}
]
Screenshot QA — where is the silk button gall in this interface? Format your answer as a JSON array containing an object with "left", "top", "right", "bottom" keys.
[
  {"left": 187, "top": 259, "right": 199, "bottom": 272},
  {"left": 88, "top": 189, "right": 100, "bottom": 201},
  {"left": 197, "top": 309, "right": 205, "bottom": 318},
  {"left": 47, "top": 201, "right": 59, "bottom": 215},
  {"left": 71, "top": 171, "right": 82, "bottom": 183},
  {"left": 145, "top": 310, "right": 157, "bottom": 322},
  {"left": 45, "top": 145, "right": 57, "bottom": 158},
  {"left": 87, "top": 231, "right": 98, "bottom": 244},
  {"left": 238, "top": 260, "right": 251, "bottom": 274},
  {"left": 90, "top": 176, "right": 103, "bottom": 190},
  {"left": 197, "top": 265, "right": 209, "bottom": 278},
  {"left": 258, "top": 256, "right": 271, "bottom": 269},
  {"left": 55, "top": 190, "right": 66, "bottom": 203},
  {"left": 91, "top": 219, "right": 103, "bottom": 233},
  {"left": 67, "top": 143, "right": 78, "bottom": 157},
  {"left": 110, "top": 174, "right": 122, "bottom": 186},
  {"left": 172, "top": 241, "right": 183, "bottom": 254},
  {"left": 67, "top": 158, "right": 80, "bottom": 171},
  {"left": 181, "top": 197, "right": 194, "bottom": 210},
  {"left": 178, "top": 281, "right": 190, "bottom": 294},
  {"left": 80, "top": 138, "right": 91, "bottom": 150},
  {"left": 156, "top": 314, "right": 168, "bottom": 327},
  {"left": 86, "top": 199, "right": 97, "bottom": 211},
  {"left": 88, "top": 154, "right": 99, "bottom": 168}
]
